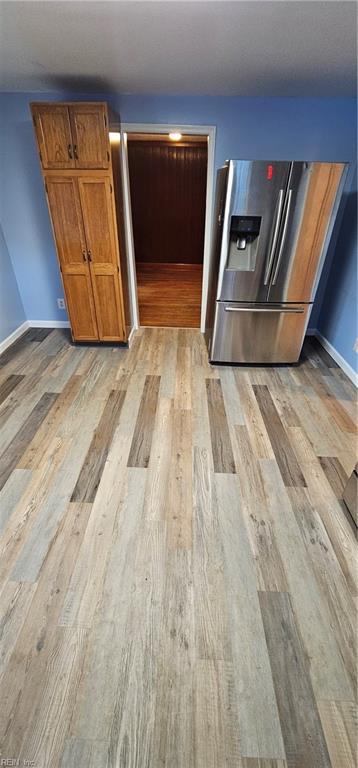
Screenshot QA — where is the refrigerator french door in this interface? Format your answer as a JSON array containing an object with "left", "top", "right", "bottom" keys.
[{"left": 206, "top": 159, "right": 346, "bottom": 363}]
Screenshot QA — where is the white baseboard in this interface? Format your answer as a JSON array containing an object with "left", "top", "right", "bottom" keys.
[
  {"left": 28, "top": 320, "right": 70, "bottom": 328},
  {"left": 0, "top": 319, "right": 71, "bottom": 357},
  {"left": 0, "top": 320, "right": 29, "bottom": 355},
  {"left": 307, "top": 328, "right": 357, "bottom": 387}
]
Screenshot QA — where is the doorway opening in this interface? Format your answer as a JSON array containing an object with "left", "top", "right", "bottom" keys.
[{"left": 127, "top": 132, "right": 208, "bottom": 328}]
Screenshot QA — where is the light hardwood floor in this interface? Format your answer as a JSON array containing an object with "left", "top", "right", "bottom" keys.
[{"left": 0, "top": 327, "right": 356, "bottom": 768}]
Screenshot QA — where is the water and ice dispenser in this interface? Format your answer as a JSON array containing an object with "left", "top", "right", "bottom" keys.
[{"left": 227, "top": 215, "right": 261, "bottom": 271}]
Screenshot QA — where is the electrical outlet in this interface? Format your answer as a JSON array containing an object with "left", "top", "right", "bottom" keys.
[{"left": 57, "top": 298, "right": 65, "bottom": 310}]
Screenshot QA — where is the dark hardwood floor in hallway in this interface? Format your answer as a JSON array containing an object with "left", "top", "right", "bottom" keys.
[
  {"left": 136, "top": 262, "right": 203, "bottom": 327},
  {"left": 0, "top": 326, "right": 356, "bottom": 767}
]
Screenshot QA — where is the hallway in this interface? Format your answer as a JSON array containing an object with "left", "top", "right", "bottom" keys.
[{"left": 128, "top": 133, "right": 207, "bottom": 328}]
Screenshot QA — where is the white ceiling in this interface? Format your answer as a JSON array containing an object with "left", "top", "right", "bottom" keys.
[{"left": 0, "top": 1, "right": 356, "bottom": 96}]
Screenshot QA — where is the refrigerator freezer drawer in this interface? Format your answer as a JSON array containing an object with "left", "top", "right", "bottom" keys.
[{"left": 209, "top": 302, "right": 310, "bottom": 364}]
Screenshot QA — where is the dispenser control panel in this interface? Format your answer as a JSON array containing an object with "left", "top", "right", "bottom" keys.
[
  {"left": 227, "top": 216, "right": 262, "bottom": 271},
  {"left": 230, "top": 216, "right": 261, "bottom": 237}
]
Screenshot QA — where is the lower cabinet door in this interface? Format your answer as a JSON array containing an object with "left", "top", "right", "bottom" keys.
[
  {"left": 45, "top": 176, "right": 99, "bottom": 341},
  {"left": 78, "top": 176, "right": 125, "bottom": 341},
  {"left": 62, "top": 268, "right": 99, "bottom": 342},
  {"left": 90, "top": 266, "right": 125, "bottom": 341}
]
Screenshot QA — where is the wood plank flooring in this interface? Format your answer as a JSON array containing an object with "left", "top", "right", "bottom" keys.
[
  {"left": 136, "top": 262, "right": 203, "bottom": 327},
  {"left": 0, "top": 326, "right": 356, "bottom": 768}
]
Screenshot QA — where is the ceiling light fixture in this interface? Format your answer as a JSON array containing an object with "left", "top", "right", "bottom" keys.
[{"left": 169, "top": 132, "right": 182, "bottom": 141}]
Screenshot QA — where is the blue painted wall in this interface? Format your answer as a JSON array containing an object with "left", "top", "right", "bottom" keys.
[
  {"left": 0, "top": 94, "right": 66, "bottom": 323},
  {"left": 0, "top": 223, "right": 26, "bottom": 344},
  {"left": 0, "top": 92, "right": 356, "bottom": 368}
]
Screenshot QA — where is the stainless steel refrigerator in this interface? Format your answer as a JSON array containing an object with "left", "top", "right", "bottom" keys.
[{"left": 205, "top": 159, "right": 347, "bottom": 364}]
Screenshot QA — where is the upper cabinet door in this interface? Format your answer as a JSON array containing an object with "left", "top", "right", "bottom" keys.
[
  {"left": 78, "top": 177, "right": 125, "bottom": 341},
  {"left": 45, "top": 176, "right": 99, "bottom": 341},
  {"left": 32, "top": 105, "right": 75, "bottom": 169},
  {"left": 69, "top": 104, "right": 110, "bottom": 169}
]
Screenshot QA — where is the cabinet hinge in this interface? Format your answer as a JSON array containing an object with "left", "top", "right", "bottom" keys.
[
  {"left": 39, "top": 151, "right": 42, "bottom": 162},
  {"left": 110, "top": 183, "right": 113, "bottom": 193},
  {"left": 117, "top": 265, "right": 119, "bottom": 273},
  {"left": 107, "top": 150, "right": 110, "bottom": 162}
]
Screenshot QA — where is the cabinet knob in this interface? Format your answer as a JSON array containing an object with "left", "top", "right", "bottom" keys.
[
  {"left": 68, "top": 144, "right": 73, "bottom": 159},
  {"left": 73, "top": 144, "right": 78, "bottom": 160},
  {"left": 82, "top": 249, "right": 87, "bottom": 262},
  {"left": 87, "top": 250, "right": 92, "bottom": 262}
]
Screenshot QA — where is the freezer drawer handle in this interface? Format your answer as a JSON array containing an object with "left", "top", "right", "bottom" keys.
[
  {"left": 264, "top": 189, "right": 284, "bottom": 285},
  {"left": 224, "top": 306, "right": 304, "bottom": 314},
  {"left": 272, "top": 189, "right": 293, "bottom": 285}
]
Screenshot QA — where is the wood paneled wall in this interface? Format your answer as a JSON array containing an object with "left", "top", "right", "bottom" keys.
[{"left": 128, "top": 138, "right": 207, "bottom": 265}]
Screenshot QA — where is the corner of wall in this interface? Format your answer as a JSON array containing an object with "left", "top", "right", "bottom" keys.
[{"left": 0, "top": 222, "right": 27, "bottom": 346}]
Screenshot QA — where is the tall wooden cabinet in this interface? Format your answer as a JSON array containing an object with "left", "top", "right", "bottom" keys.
[{"left": 31, "top": 102, "right": 126, "bottom": 342}]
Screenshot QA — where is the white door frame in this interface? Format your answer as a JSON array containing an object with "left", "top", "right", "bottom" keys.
[{"left": 120, "top": 122, "right": 216, "bottom": 332}]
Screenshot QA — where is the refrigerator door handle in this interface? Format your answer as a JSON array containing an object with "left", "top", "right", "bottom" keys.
[
  {"left": 271, "top": 189, "right": 293, "bottom": 285},
  {"left": 264, "top": 189, "right": 285, "bottom": 285},
  {"left": 224, "top": 306, "right": 304, "bottom": 314}
]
